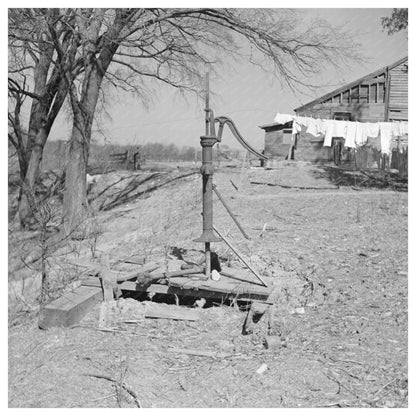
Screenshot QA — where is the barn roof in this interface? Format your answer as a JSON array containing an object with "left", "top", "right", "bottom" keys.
[{"left": 294, "top": 56, "right": 408, "bottom": 113}]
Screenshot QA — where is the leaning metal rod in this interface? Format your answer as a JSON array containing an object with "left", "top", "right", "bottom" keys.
[
  {"left": 212, "top": 184, "right": 250, "bottom": 240},
  {"left": 220, "top": 271, "right": 266, "bottom": 287},
  {"left": 213, "top": 225, "right": 268, "bottom": 287}
]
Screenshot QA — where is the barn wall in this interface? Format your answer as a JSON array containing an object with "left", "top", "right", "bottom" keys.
[
  {"left": 388, "top": 60, "right": 408, "bottom": 121},
  {"left": 262, "top": 58, "right": 407, "bottom": 169},
  {"left": 263, "top": 124, "right": 333, "bottom": 163},
  {"left": 263, "top": 125, "right": 291, "bottom": 159},
  {"left": 296, "top": 103, "right": 385, "bottom": 123},
  {"left": 294, "top": 130, "right": 332, "bottom": 163}
]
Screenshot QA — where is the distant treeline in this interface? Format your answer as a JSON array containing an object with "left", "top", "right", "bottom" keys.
[{"left": 41, "top": 140, "right": 243, "bottom": 171}]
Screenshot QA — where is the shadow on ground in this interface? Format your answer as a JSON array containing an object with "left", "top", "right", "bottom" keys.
[{"left": 311, "top": 165, "right": 408, "bottom": 191}]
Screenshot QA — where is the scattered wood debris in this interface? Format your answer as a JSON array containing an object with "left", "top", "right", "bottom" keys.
[
  {"left": 250, "top": 181, "right": 339, "bottom": 190},
  {"left": 144, "top": 304, "right": 200, "bottom": 321},
  {"left": 167, "top": 347, "right": 234, "bottom": 359},
  {"left": 83, "top": 373, "right": 142, "bottom": 408}
]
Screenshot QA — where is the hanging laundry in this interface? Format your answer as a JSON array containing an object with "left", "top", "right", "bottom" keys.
[
  {"left": 273, "top": 112, "right": 407, "bottom": 154},
  {"left": 323, "top": 120, "right": 334, "bottom": 147},
  {"left": 379, "top": 123, "right": 394, "bottom": 155},
  {"left": 392, "top": 123, "right": 400, "bottom": 137},
  {"left": 365, "top": 122, "right": 380, "bottom": 138},
  {"left": 332, "top": 120, "right": 347, "bottom": 138},
  {"left": 398, "top": 122, "right": 408, "bottom": 136},
  {"left": 345, "top": 122, "right": 357, "bottom": 148},
  {"left": 355, "top": 123, "right": 368, "bottom": 147},
  {"left": 305, "top": 117, "right": 323, "bottom": 136}
]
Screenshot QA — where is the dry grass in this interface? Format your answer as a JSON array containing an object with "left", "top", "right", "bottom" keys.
[{"left": 8, "top": 162, "right": 408, "bottom": 407}]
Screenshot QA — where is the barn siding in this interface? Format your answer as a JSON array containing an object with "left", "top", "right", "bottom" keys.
[
  {"left": 262, "top": 57, "right": 407, "bottom": 169},
  {"left": 297, "top": 103, "right": 385, "bottom": 123},
  {"left": 388, "top": 60, "right": 408, "bottom": 121},
  {"left": 294, "top": 130, "right": 332, "bottom": 163},
  {"left": 264, "top": 130, "right": 290, "bottom": 158}
]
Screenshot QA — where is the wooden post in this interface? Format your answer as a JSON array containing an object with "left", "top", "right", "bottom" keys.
[
  {"left": 384, "top": 69, "right": 391, "bottom": 121},
  {"left": 239, "top": 150, "right": 248, "bottom": 187},
  {"left": 100, "top": 254, "right": 115, "bottom": 301}
]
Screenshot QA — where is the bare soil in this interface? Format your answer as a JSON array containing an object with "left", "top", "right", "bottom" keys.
[{"left": 8, "top": 161, "right": 408, "bottom": 408}]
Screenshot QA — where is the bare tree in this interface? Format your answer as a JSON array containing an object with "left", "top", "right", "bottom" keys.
[
  {"left": 8, "top": 9, "right": 80, "bottom": 229},
  {"left": 10, "top": 8, "right": 361, "bottom": 235}
]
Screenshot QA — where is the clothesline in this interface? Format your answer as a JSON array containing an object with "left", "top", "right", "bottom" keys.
[{"left": 274, "top": 113, "right": 408, "bottom": 155}]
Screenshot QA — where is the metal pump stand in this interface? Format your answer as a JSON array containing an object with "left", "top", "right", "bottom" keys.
[{"left": 194, "top": 73, "right": 221, "bottom": 278}]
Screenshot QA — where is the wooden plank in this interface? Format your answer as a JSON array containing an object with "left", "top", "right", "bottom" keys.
[
  {"left": 181, "top": 279, "right": 203, "bottom": 290},
  {"left": 116, "top": 262, "right": 160, "bottom": 283},
  {"left": 118, "top": 279, "right": 270, "bottom": 301},
  {"left": 81, "top": 277, "right": 102, "bottom": 288},
  {"left": 168, "top": 347, "right": 232, "bottom": 359},
  {"left": 169, "top": 276, "right": 271, "bottom": 297},
  {"left": 100, "top": 254, "right": 114, "bottom": 301},
  {"left": 38, "top": 286, "right": 102, "bottom": 329},
  {"left": 145, "top": 304, "right": 200, "bottom": 321},
  {"left": 121, "top": 255, "right": 146, "bottom": 265},
  {"left": 237, "top": 297, "right": 274, "bottom": 304},
  {"left": 243, "top": 286, "right": 279, "bottom": 335},
  {"left": 251, "top": 301, "right": 270, "bottom": 315},
  {"left": 146, "top": 284, "right": 170, "bottom": 294}
]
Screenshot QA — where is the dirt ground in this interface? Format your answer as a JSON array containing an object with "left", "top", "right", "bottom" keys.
[{"left": 8, "top": 161, "right": 408, "bottom": 408}]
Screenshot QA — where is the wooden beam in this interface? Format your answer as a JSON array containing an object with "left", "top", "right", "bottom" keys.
[
  {"left": 168, "top": 347, "right": 233, "bottom": 359},
  {"left": 384, "top": 69, "right": 391, "bottom": 121},
  {"left": 242, "top": 286, "right": 279, "bottom": 335},
  {"left": 145, "top": 304, "right": 200, "bottom": 321},
  {"left": 38, "top": 286, "right": 103, "bottom": 329},
  {"left": 118, "top": 278, "right": 271, "bottom": 301}
]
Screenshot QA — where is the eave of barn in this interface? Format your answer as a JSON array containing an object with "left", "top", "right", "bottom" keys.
[{"left": 294, "top": 56, "right": 408, "bottom": 122}]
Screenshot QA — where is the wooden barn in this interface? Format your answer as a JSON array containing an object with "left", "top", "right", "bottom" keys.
[{"left": 260, "top": 56, "right": 408, "bottom": 167}]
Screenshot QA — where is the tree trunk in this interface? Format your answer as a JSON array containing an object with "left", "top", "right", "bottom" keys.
[
  {"left": 62, "top": 116, "right": 90, "bottom": 238},
  {"left": 61, "top": 8, "right": 127, "bottom": 235},
  {"left": 18, "top": 129, "right": 48, "bottom": 229},
  {"left": 62, "top": 66, "right": 103, "bottom": 236},
  {"left": 16, "top": 78, "right": 68, "bottom": 229}
]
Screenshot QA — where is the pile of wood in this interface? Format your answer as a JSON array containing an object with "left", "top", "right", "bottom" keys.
[{"left": 38, "top": 254, "right": 273, "bottom": 331}]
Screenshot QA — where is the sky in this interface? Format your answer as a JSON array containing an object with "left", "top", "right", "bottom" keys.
[{"left": 41, "top": 8, "right": 408, "bottom": 151}]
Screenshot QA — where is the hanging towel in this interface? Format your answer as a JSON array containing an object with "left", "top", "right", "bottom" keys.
[
  {"left": 366, "top": 122, "right": 380, "bottom": 138},
  {"left": 305, "top": 118, "right": 319, "bottom": 136},
  {"left": 332, "top": 120, "right": 347, "bottom": 138},
  {"left": 392, "top": 122, "right": 401, "bottom": 137},
  {"left": 292, "top": 118, "right": 303, "bottom": 136},
  {"left": 345, "top": 122, "right": 357, "bottom": 148},
  {"left": 398, "top": 122, "right": 408, "bottom": 136},
  {"left": 323, "top": 120, "right": 334, "bottom": 147},
  {"left": 379, "top": 123, "right": 394, "bottom": 155},
  {"left": 355, "top": 123, "right": 368, "bottom": 147}
]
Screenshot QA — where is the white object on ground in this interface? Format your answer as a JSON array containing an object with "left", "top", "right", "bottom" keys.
[
  {"left": 211, "top": 270, "right": 221, "bottom": 281},
  {"left": 256, "top": 363, "right": 268, "bottom": 374}
]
